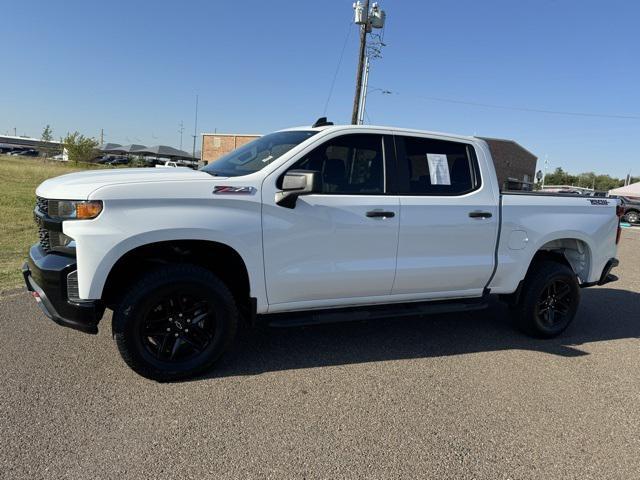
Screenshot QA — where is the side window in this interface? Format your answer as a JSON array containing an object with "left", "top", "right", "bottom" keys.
[
  {"left": 290, "top": 134, "right": 385, "bottom": 194},
  {"left": 398, "top": 136, "right": 479, "bottom": 195}
]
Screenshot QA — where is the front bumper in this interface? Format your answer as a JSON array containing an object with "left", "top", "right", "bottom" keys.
[{"left": 23, "top": 244, "right": 104, "bottom": 334}]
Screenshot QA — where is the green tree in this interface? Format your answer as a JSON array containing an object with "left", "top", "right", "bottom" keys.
[
  {"left": 40, "top": 125, "right": 55, "bottom": 158},
  {"left": 41, "top": 125, "right": 53, "bottom": 142},
  {"left": 543, "top": 167, "right": 574, "bottom": 186},
  {"left": 542, "top": 166, "right": 636, "bottom": 192},
  {"left": 63, "top": 132, "right": 99, "bottom": 164}
]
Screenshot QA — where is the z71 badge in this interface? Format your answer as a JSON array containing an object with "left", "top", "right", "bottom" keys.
[
  {"left": 588, "top": 199, "right": 609, "bottom": 205},
  {"left": 213, "top": 186, "right": 256, "bottom": 195}
]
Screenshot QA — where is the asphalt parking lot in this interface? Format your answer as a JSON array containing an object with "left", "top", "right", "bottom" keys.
[{"left": 1, "top": 230, "right": 639, "bottom": 480}]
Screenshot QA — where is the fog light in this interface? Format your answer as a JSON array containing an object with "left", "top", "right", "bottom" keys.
[
  {"left": 67, "top": 270, "right": 82, "bottom": 303},
  {"left": 50, "top": 231, "right": 75, "bottom": 253}
]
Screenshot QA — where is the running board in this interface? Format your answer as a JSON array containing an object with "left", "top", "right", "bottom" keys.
[{"left": 261, "top": 295, "right": 489, "bottom": 328}]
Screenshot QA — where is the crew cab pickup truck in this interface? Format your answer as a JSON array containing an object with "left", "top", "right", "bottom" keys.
[{"left": 23, "top": 119, "right": 622, "bottom": 380}]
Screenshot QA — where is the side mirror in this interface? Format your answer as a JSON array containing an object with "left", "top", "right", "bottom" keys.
[{"left": 276, "top": 170, "right": 320, "bottom": 208}]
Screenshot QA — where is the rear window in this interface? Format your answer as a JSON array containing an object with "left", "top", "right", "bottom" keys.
[{"left": 396, "top": 136, "right": 480, "bottom": 195}]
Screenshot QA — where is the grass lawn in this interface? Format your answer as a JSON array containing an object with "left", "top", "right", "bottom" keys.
[{"left": 0, "top": 155, "right": 104, "bottom": 290}]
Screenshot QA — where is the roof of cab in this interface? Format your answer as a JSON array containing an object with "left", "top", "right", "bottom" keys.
[{"left": 279, "top": 123, "right": 478, "bottom": 142}]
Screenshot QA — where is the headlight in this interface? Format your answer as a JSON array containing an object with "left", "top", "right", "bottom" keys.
[{"left": 49, "top": 200, "right": 103, "bottom": 220}]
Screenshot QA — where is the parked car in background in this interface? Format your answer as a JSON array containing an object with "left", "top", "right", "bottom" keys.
[
  {"left": 106, "top": 157, "right": 130, "bottom": 166},
  {"left": 155, "top": 160, "right": 178, "bottom": 168},
  {"left": 96, "top": 155, "right": 128, "bottom": 165},
  {"left": 11, "top": 148, "right": 39, "bottom": 157},
  {"left": 0, "top": 144, "right": 16, "bottom": 154},
  {"left": 616, "top": 196, "right": 640, "bottom": 224}
]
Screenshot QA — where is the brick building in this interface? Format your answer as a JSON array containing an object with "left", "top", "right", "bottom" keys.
[
  {"left": 479, "top": 137, "right": 537, "bottom": 191},
  {"left": 201, "top": 133, "right": 260, "bottom": 164}
]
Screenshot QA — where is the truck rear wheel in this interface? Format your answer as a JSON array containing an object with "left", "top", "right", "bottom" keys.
[
  {"left": 112, "top": 264, "right": 238, "bottom": 381},
  {"left": 513, "top": 261, "right": 580, "bottom": 338}
]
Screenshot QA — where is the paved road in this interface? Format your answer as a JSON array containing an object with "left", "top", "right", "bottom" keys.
[{"left": 1, "top": 230, "right": 639, "bottom": 479}]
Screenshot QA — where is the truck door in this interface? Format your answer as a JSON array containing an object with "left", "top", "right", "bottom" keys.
[
  {"left": 261, "top": 133, "right": 400, "bottom": 310},
  {"left": 391, "top": 134, "right": 498, "bottom": 298}
]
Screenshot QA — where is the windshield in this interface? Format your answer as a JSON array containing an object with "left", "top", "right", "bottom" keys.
[{"left": 201, "top": 130, "right": 318, "bottom": 177}]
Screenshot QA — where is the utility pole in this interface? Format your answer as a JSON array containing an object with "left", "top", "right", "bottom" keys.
[
  {"left": 357, "top": 56, "right": 370, "bottom": 125},
  {"left": 178, "top": 121, "right": 184, "bottom": 150},
  {"left": 100, "top": 128, "right": 104, "bottom": 145},
  {"left": 351, "top": 0, "right": 370, "bottom": 125},
  {"left": 191, "top": 95, "right": 199, "bottom": 160},
  {"left": 351, "top": 2, "right": 386, "bottom": 125}
]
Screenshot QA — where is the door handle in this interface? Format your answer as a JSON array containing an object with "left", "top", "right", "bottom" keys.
[
  {"left": 366, "top": 210, "right": 395, "bottom": 218},
  {"left": 468, "top": 211, "right": 492, "bottom": 219}
]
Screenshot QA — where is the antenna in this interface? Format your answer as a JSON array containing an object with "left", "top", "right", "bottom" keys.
[{"left": 312, "top": 117, "right": 334, "bottom": 128}]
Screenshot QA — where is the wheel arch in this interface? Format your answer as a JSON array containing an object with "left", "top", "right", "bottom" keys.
[
  {"left": 530, "top": 236, "right": 592, "bottom": 284},
  {"left": 100, "top": 239, "right": 253, "bottom": 311},
  {"left": 501, "top": 236, "right": 591, "bottom": 306}
]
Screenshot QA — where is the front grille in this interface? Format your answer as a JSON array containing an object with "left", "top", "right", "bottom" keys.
[
  {"left": 35, "top": 196, "right": 51, "bottom": 252},
  {"left": 37, "top": 225, "right": 51, "bottom": 252},
  {"left": 36, "top": 196, "right": 49, "bottom": 214}
]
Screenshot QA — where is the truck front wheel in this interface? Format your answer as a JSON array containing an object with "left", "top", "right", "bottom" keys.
[
  {"left": 112, "top": 264, "right": 238, "bottom": 381},
  {"left": 513, "top": 261, "right": 580, "bottom": 338}
]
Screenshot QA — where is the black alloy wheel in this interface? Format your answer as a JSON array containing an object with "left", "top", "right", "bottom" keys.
[
  {"left": 535, "top": 279, "right": 573, "bottom": 330},
  {"left": 113, "top": 264, "right": 238, "bottom": 381},
  {"left": 140, "top": 292, "right": 216, "bottom": 362},
  {"left": 512, "top": 260, "right": 580, "bottom": 338}
]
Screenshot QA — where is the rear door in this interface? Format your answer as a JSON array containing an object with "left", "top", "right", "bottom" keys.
[
  {"left": 392, "top": 134, "right": 499, "bottom": 298},
  {"left": 261, "top": 132, "right": 400, "bottom": 310}
]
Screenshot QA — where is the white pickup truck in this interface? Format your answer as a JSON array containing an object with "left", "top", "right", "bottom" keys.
[{"left": 24, "top": 119, "right": 622, "bottom": 380}]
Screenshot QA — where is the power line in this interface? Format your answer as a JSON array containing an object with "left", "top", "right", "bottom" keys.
[
  {"left": 380, "top": 89, "right": 640, "bottom": 120},
  {"left": 323, "top": 22, "right": 354, "bottom": 116}
]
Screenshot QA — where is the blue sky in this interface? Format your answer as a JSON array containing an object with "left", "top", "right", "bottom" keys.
[{"left": 2, "top": 0, "right": 638, "bottom": 177}]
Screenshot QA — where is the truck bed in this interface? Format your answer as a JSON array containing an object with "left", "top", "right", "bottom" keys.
[{"left": 487, "top": 192, "right": 619, "bottom": 294}]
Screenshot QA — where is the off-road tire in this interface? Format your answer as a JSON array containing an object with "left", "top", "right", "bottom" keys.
[
  {"left": 512, "top": 260, "right": 580, "bottom": 338},
  {"left": 112, "top": 264, "right": 238, "bottom": 381}
]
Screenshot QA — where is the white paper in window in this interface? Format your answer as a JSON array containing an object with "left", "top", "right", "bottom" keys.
[{"left": 426, "top": 153, "right": 451, "bottom": 185}]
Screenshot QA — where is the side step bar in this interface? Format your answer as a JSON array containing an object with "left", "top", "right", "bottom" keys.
[{"left": 261, "top": 293, "right": 490, "bottom": 328}]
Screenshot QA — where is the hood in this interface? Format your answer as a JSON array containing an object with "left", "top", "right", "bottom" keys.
[{"left": 36, "top": 167, "right": 214, "bottom": 199}]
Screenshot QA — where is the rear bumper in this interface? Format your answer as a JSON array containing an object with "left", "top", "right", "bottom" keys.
[
  {"left": 581, "top": 258, "right": 619, "bottom": 288},
  {"left": 23, "top": 245, "right": 104, "bottom": 334}
]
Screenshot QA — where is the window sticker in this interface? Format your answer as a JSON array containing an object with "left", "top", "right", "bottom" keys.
[{"left": 426, "top": 153, "right": 451, "bottom": 185}]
